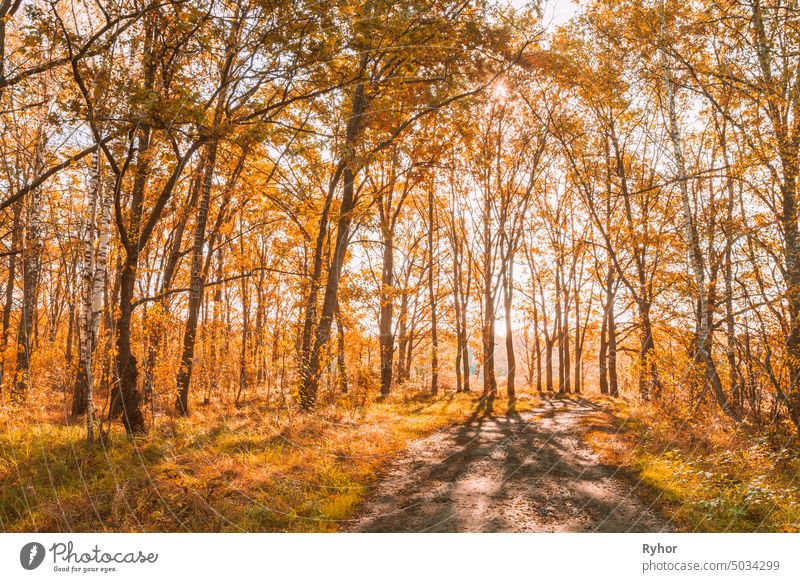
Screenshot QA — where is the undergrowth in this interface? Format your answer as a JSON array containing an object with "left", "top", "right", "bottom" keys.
[
  {"left": 0, "top": 387, "right": 536, "bottom": 532},
  {"left": 582, "top": 398, "right": 800, "bottom": 532}
]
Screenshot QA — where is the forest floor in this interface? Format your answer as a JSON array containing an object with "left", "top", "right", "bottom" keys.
[
  {"left": 2, "top": 388, "right": 798, "bottom": 532},
  {"left": 350, "top": 397, "right": 671, "bottom": 532},
  {"left": 0, "top": 388, "right": 540, "bottom": 532}
]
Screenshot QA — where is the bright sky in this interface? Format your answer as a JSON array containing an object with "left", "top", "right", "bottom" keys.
[
  {"left": 542, "top": 0, "right": 579, "bottom": 28},
  {"left": 511, "top": 0, "right": 579, "bottom": 30}
]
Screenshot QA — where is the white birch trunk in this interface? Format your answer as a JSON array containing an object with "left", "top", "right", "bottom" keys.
[
  {"left": 75, "top": 151, "right": 109, "bottom": 441},
  {"left": 660, "top": 1, "right": 733, "bottom": 417}
]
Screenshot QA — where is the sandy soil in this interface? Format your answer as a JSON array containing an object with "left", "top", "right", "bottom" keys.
[{"left": 349, "top": 397, "right": 672, "bottom": 532}]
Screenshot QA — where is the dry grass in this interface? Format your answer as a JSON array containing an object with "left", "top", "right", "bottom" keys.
[
  {"left": 581, "top": 398, "right": 800, "bottom": 532},
  {"left": 0, "top": 386, "right": 538, "bottom": 532}
]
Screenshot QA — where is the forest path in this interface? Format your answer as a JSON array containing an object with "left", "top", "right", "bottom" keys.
[{"left": 349, "top": 397, "right": 672, "bottom": 532}]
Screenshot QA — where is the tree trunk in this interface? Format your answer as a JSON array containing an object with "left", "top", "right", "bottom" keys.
[
  {"left": 12, "top": 127, "right": 45, "bottom": 402},
  {"left": 554, "top": 265, "right": 564, "bottom": 395},
  {"left": 427, "top": 186, "right": 438, "bottom": 396},
  {"left": 110, "top": 255, "right": 146, "bottom": 434},
  {"left": 751, "top": 0, "right": 800, "bottom": 432},
  {"left": 301, "top": 162, "right": 360, "bottom": 408},
  {"left": 396, "top": 290, "right": 409, "bottom": 384},
  {"left": 144, "top": 157, "right": 205, "bottom": 399},
  {"left": 660, "top": 6, "right": 734, "bottom": 417},
  {"left": 299, "top": 55, "right": 368, "bottom": 409},
  {"left": 336, "top": 300, "right": 347, "bottom": 393},
  {"left": 454, "top": 266, "right": 463, "bottom": 393},
  {"left": 459, "top": 253, "right": 471, "bottom": 393},
  {"left": 175, "top": 139, "right": 219, "bottom": 416},
  {"left": 0, "top": 200, "right": 21, "bottom": 391},
  {"left": 378, "top": 227, "right": 394, "bottom": 397},
  {"left": 204, "top": 249, "right": 224, "bottom": 405},
  {"left": 532, "top": 293, "right": 542, "bottom": 394},
  {"left": 545, "top": 337, "right": 554, "bottom": 393},
  {"left": 482, "top": 179, "right": 496, "bottom": 399},
  {"left": 502, "top": 261, "right": 516, "bottom": 401},
  {"left": 109, "top": 19, "right": 157, "bottom": 436},
  {"left": 72, "top": 151, "right": 104, "bottom": 439},
  {"left": 599, "top": 303, "right": 609, "bottom": 396},
  {"left": 300, "top": 162, "right": 344, "bottom": 388},
  {"left": 573, "top": 287, "right": 581, "bottom": 395},
  {"left": 562, "top": 270, "right": 571, "bottom": 395},
  {"left": 608, "top": 282, "right": 619, "bottom": 398}
]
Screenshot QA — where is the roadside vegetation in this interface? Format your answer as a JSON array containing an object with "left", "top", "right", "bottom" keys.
[{"left": 583, "top": 399, "right": 800, "bottom": 533}]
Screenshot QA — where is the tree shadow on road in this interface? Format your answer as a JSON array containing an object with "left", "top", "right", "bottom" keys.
[{"left": 351, "top": 398, "right": 673, "bottom": 533}]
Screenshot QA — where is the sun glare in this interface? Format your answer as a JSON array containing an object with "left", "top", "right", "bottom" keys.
[{"left": 491, "top": 80, "right": 510, "bottom": 101}]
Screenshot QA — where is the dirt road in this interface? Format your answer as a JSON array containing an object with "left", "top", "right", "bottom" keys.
[{"left": 349, "top": 398, "right": 672, "bottom": 532}]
